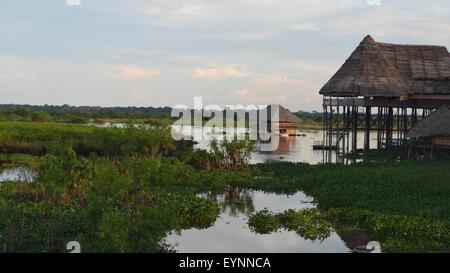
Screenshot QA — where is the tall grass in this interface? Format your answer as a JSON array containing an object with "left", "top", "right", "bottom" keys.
[{"left": 0, "top": 122, "right": 175, "bottom": 157}]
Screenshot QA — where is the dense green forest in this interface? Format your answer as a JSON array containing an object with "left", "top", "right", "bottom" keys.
[
  {"left": 0, "top": 104, "right": 172, "bottom": 123},
  {"left": 0, "top": 104, "right": 323, "bottom": 123}
]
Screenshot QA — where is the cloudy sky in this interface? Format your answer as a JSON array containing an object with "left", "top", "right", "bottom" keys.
[{"left": 1, "top": 0, "right": 449, "bottom": 111}]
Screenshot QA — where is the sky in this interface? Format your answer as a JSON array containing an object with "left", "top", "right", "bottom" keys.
[{"left": 0, "top": 0, "right": 449, "bottom": 111}]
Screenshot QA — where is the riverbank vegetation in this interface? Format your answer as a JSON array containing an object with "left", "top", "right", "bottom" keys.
[
  {"left": 250, "top": 162, "right": 450, "bottom": 252},
  {"left": 0, "top": 121, "right": 449, "bottom": 252}
]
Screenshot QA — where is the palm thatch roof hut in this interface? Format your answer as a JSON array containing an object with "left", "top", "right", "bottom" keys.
[
  {"left": 278, "top": 105, "right": 302, "bottom": 123},
  {"left": 320, "top": 35, "right": 450, "bottom": 156},
  {"left": 320, "top": 35, "right": 450, "bottom": 100},
  {"left": 264, "top": 104, "right": 302, "bottom": 137}
]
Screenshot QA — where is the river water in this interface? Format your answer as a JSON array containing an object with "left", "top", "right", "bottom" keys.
[
  {"left": 167, "top": 126, "right": 376, "bottom": 252},
  {"left": 166, "top": 189, "right": 353, "bottom": 253},
  {"left": 173, "top": 125, "right": 379, "bottom": 164},
  {"left": 0, "top": 167, "right": 36, "bottom": 183}
]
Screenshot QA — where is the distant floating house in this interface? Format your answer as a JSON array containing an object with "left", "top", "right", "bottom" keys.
[
  {"left": 277, "top": 105, "right": 302, "bottom": 136},
  {"left": 319, "top": 35, "right": 450, "bottom": 155},
  {"left": 263, "top": 105, "right": 302, "bottom": 137},
  {"left": 406, "top": 106, "right": 450, "bottom": 159}
]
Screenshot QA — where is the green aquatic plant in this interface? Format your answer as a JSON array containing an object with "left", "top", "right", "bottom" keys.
[
  {"left": 278, "top": 209, "right": 332, "bottom": 241},
  {"left": 248, "top": 209, "right": 280, "bottom": 234},
  {"left": 156, "top": 192, "right": 220, "bottom": 230},
  {"left": 325, "top": 208, "right": 450, "bottom": 253},
  {"left": 251, "top": 161, "right": 450, "bottom": 252},
  {"left": 248, "top": 208, "right": 332, "bottom": 241}
]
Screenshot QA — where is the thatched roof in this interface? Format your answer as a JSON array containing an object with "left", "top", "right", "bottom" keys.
[
  {"left": 262, "top": 104, "right": 302, "bottom": 122},
  {"left": 406, "top": 106, "right": 450, "bottom": 138},
  {"left": 320, "top": 35, "right": 450, "bottom": 97},
  {"left": 278, "top": 105, "right": 302, "bottom": 122}
]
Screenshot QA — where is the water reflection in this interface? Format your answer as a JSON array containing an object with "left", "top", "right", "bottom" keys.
[
  {"left": 205, "top": 188, "right": 255, "bottom": 217},
  {"left": 337, "top": 230, "right": 372, "bottom": 253},
  {"left": 171, "top": 126, "right": 379, "bottom": 165},
  {"left": 166, "top": 189, "right": 351, "bottom": 253},
  {"left": 0, "top": 167, "right": 36, "bottom": 183}
]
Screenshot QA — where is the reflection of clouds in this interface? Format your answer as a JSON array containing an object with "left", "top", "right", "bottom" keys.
[
  {"left": 174, "top": 127, "right": 380, "bottom": 165},
  {"left": 166, "top": 190, "right": 350, "bottom": 252},
  {"left": 0, "top": 168, "right": 36, "bottom": 183}
]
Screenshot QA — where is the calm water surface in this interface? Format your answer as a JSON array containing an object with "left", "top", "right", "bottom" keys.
[
  {"left": 0, "top": 167, "right": 36, "bottom": 183},
  {"left": 166, "top": 189, "right": 351, "bottom": 253},
  {"left": 172, "top": 125, "right": 379, "bottom": 164}
]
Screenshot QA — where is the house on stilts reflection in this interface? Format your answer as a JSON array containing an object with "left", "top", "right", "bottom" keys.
[{"left": 319, "top": 35, "right": 450, "bottom": 160}]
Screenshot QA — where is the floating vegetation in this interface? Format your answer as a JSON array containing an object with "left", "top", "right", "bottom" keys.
[{"left": 248, "top": 208, "right": 332, "bottom": 241}]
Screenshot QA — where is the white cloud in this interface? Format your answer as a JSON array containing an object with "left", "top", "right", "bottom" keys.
[
  {"left": 226, "top": 73, "right": 321, "bottom": 110},
  {"left": 289, "top": 23, "right": 319, "bottom": 31},
  {"left": 252, "top": 74, "right": 311, "bottom": 87},
  {"left": 0, "top": 73, "right": 36, "bottom": 82},
  {"left": 66, "top": 0, "right": 81, "bottom": 6},
  {"left": 106, "top": 64, "right": 160, "bottom": 80},
  {"left": 146, "top": 7, "right": 162, "bottom": 15},
  {"left": 172, "top": 5, "right": 207, "bottom": 17},
  {"left": 366, "top": 0, "right": 381, "bottom": 7},
  {"left": 231, "top": 89, "right": 251, "bottom": 98},
  {"left": 194, "top": 66, "right": 248, "bottom": 80},
  {"left": 286, "top": 61, "right": 339, "bottom": 75}
]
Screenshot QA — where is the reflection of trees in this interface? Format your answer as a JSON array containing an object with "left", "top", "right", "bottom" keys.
[
  {"left": 335, "top": 229, "right": 372, "bottom": 253},
  {"left": 212, "top": 187, "right": 255, "bottom": 217}
]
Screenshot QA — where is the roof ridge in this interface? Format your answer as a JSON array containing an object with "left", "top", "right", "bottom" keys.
[{"left": 376, "top": 41, "right": 448, "bottom": 49}]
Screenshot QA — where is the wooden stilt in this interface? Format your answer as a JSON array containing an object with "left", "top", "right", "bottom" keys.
[{"left": 364, "top": 107, "right": 371, "bottom": 152}]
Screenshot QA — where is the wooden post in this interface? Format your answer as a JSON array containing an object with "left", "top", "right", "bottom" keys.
[
  {"left": 352, "top": 106, "right": 358, "bottom": 152},
  {"left": 364, "top": 107, "right": 371, "bottom": 152},
  {"left": 377, "top": 107, "right": 381, "bottom": 149},
  {"left": 386, "top": 107, "right": 393, "bottom": 148},
  {"left": 402, "top": 107, "right": 408, "bottom": 145},
  {"left": 347, "top": 106, "right": 351, "bottom": 153},
  {"left": 337, "top": 100, "right": 340, "bottom": 156}
]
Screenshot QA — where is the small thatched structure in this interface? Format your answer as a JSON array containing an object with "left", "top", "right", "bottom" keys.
[
  {"left": 278, "top": 105, "right": 301, "bottom": 123},
  {"left": 320, "top": 35, "right": 450, "bottom": 98},
  {"left": 407, "top": 106, "right": 450, "bottom": 140},
  {"left": 278, "top": 105, "right": 302, "bottom": 136},
  {"left": 264, "top": 105, "right": 302, "bottom": 136},
  {"left": 407, "top": 106, "right": 450, "bottom": 159}
]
